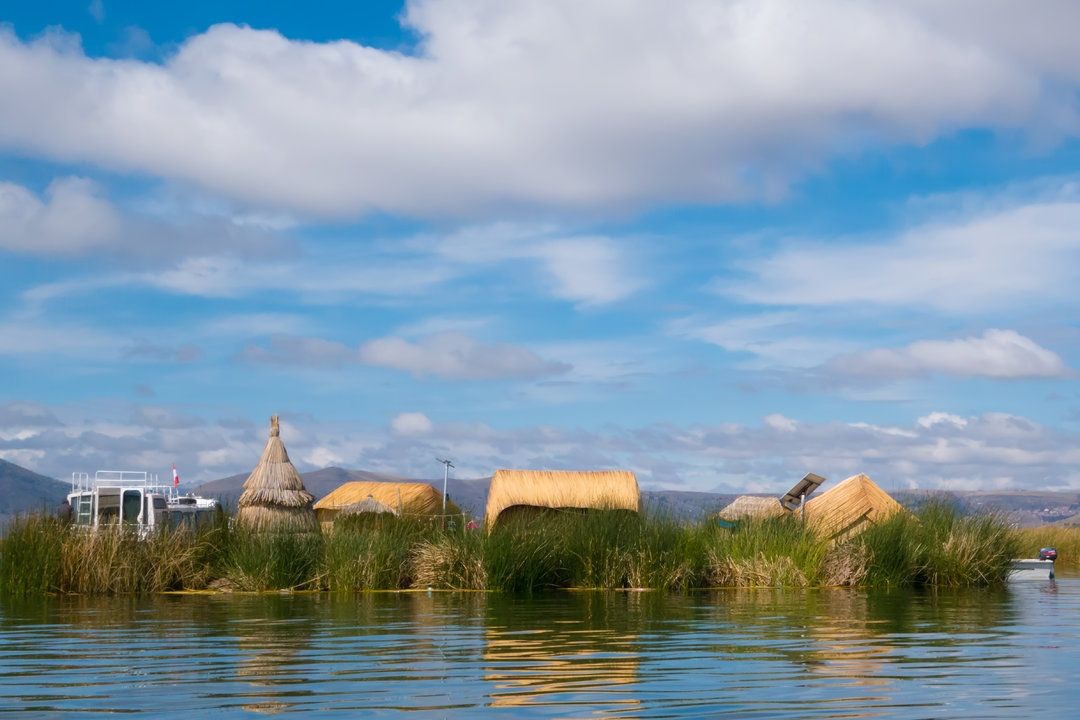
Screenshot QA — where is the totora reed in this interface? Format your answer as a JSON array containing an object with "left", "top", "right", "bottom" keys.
[{"left": 1, "top": 502, "right": 1020, "bottom": 596}]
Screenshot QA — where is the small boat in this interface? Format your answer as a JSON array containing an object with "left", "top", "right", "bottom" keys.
[
  {"left": 67, "top": 470, "right": 218, "bottom": 534},
  {"left": 1010, "top": 547, "right": 1058, "bottom": 581}
]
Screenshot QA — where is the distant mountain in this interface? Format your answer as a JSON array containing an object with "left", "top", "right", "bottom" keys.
[{"left": 0, "top": 459, "right": 70, "bottom": 524}]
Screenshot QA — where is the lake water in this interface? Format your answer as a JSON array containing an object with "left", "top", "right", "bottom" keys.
[{"left": 1, "top": 577, "right": 1076, "bottom": 718}]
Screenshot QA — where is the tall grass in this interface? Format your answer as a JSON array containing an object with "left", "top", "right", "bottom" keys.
[
  {"left": 0, "top": 516, "right": 219, "bottom": 595},
  {"left": 1, "top": 502, "right": 1022, "bottom": 595},
  {"left": 858, "top": 500, "right": 1018, "bottom": 587},
  {"left": 1015, "top": 526, "right": 1080, "bottom": 569}
]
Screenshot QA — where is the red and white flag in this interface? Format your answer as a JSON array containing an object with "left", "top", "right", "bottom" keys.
[{"left": 172, "top": 464, "right": 180, "bottom": 487}]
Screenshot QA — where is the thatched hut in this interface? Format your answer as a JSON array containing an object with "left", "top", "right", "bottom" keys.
[
  {"left": 484, "top": 469, "right": 639, "bottom": 529},
  {"left": 235, "top": 416, "right": 317, "bottom": 532},
  {"left": 313, "top": 481, "right": 458, "bottom": 524},
  {"left": 716, "top": 495, "right": 787, "bottom": 522},
  {"left": 803, "top": 473, "right": 903, "bottom": 540}
]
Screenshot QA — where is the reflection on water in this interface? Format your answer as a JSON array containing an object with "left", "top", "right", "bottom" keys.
[{"left": 0, "top": 581, "right": 1076, "bottom": 718}]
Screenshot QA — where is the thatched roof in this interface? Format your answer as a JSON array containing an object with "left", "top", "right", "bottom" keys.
[
  {"left": 236, "top": 416, "right": 317, "bottom": 532},
  {"left": 717, "top": 495, "right": 787, "bottom": 521},
  {"left": 340, "top": 495, "right": 399, "bottom": 516},
  {"left": 803, "top": 473, "right": 903, "bottom": 539},
  {"left": 484, "top": 469, "right": 640, "bottom": 528},
  {"left": 314, "top": 480, "right": 457, "bottom": 520}
]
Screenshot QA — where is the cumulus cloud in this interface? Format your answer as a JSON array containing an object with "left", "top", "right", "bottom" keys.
[
  {"left": 0, "top": 177, "right": 284, "bottom": 260},
  {"left": 764, "top": 413, "right": 798, "bottom": 432},
  {"left": 391, "top": 412, "right": 434, "bottom": 436},
  {"left": 0, "top": 402, "right": 63, "bottom": 428},
  {"left": 917, "top": 412, "right": 968, "bottom": 430},
  {"left": 726, "top": 199, "right": 1080, "bottom": 312},
  {"left": 827, "top": 329, "right": 1069, "bottom": 380},
  {"left": 359, "top": 332, "right": 571, "bottom": 380},
  {"left": 0, "top": 177, "right": 120, "bottom": 254},
  {"left": 6, "top": 402, "right": 1080, "bottom": 491},
  {"left": 2, "top": 2, "right": 1079, "bottom": 217}
]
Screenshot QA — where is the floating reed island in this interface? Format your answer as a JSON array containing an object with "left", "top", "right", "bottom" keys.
[{"left": 0, "top": 417, "right": 1035, "bottom": 596}]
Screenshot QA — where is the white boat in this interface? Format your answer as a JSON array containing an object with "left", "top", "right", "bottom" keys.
[
  {"left": 67, "top": 470, "right": 218, "bottom": 533},
  {"left": 1009, "top": 558, "right": 1056, "bottom": 581}
]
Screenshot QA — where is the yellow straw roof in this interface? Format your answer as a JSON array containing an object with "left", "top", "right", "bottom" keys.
[
  {"left": 484, "top": 469, "right": 639, "bottom": 528},
  {"left": 803, "top": 473, "right": 903, "bottom": 539},
  {"left": 236, "top": 415, "right": 317, "bottom": 532},
  {"left": 314, "top": 480, "right": 456, "bottom": 517},
  {"left": 716, "top": 495, "right": 787, "bottom": 521}
]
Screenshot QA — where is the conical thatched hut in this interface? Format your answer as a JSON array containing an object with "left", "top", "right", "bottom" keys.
[
  {"left": 716, "top": 495, "right": 787, "bottom": 522},
  {"left": 313, "top": 481, "right": 459, "bottom": 524},
  {"left": 235, "top": 416, "right": 317, "bottom": 532},
  {"left": 484, "top": 469, "right": 639, "bottom": 529},
  {"left": 803, "top": 473, "right": 903, "bottom": 540}
]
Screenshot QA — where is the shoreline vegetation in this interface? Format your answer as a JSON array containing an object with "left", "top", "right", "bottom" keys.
[{"left": 1, "top": 501, "right": 1058, "bottom": 596}]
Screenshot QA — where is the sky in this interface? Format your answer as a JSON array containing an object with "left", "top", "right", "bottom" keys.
[{"left": 2, "top": 0, "right": 1080, "bottom": 493}]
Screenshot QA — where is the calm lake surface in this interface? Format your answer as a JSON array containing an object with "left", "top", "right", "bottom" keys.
[{"left": 1, "top": 578, "right": 1076, "bottom": 718}]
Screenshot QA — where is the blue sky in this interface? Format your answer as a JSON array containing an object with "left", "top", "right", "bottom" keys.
[{"left": 2, "top": 1, "right": 1080, "bottom": 492}]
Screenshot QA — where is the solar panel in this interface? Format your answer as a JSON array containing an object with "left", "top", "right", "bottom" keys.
[{"left": 780, "top": 473, "right": 825, "bottom": 511}]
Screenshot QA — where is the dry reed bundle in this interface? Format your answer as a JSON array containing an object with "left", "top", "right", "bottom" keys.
[
  {"left": 484, "top": 469, "right": 639, "bottom": 529},
  {"left": 716, "top": 495, "right": 787, "bottom": 521},
  {"left": 236, "top": 415, "right": 317, "bottom": 533},
  {"left": 803, "top": 473, "right": 903, "bottom": 540},
  {"left": 314, "top": 480, "right": 456, "bottom": 522}
]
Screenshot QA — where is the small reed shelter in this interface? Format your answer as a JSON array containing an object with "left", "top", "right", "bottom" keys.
[
  {"left": 484, "top": 469, "right": 640, "bottom": 529},
  {"left": 314, "top": 481, "right": 459, "bottom": 525},
  {"left": 235, "top": 415, "right": 318, "bottom": 532},
  {"left": 716, "top": 495, "right": 787, "bottom": 523},
  {"left": 803, "top": 473, "right": 903, "bottom": 540}
]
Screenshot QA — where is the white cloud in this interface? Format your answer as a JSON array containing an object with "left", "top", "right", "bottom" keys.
[
  {"left": 726, "top": 199, "right": 1080, "bottom": 312},
  {"left": 0, "top": 177, "right": 120, "bottom": 254},
  {"left": 669, "top": 312, "right": 856, "bottom": 367},
  {"left": 237, "top": 331, "right": 570, "bottom": 380},
  {"left": 8, "top": 401, "right": 1080, "bottom": 492},
  {"left": 827, "top": 329, "right": 1069, "bottom": 380},
  {"left": 3, "top": 2, "right": 1079, "bottom": 217},
  {"left": 917, "top": 412, "right": 968, "bottom": 430},
  {"left": 764, "top": 413, "right": 798, "bottom": 432},
  {"left": 435, "top": 224, "right": 642, "bottom": 306},
  {"left": 359, "top": 332, "right": 571, "bottom": 380},
  {"left": 391, "top": 412, "right": 434, "bottom": 436}
]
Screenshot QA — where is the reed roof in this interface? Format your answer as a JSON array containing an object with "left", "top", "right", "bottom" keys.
[
  {"left": 314, "top": 481, "right": 456, "bottom": 517},
  {"left": 716, "top": 495, "right": 787, "bottom": 521},
  {"left": 340, "top": 495, "right": 399, "bottom": 516},
  {"left": 803, "top": 473, "right": 903, "bottom": 539},
  {"left": 484, "top": 469, "right": 640, "bottom": 528},
  {"left": 236, "top": 415, "right": 317, "bottom": 532}
]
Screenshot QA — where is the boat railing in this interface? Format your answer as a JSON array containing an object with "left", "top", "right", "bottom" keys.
[{"left": 70, "top": 470, "right": 172, "bottom": 496}]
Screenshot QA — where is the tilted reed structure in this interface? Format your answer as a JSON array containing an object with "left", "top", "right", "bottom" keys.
[
  {"left": 716, "top": 495, "right": 787, "bottom": 522},
  {"left": 803, "top": 473, "right": 903, "bottom": 540},
  {"left": 235, "top": 416, "right": 317, "bottom": 533},
  {"left": 314, "top": 481, "right": 459, "bottom": 524},
  {"left": 484, "top": 469, "right": 640, "bottom": 529}
]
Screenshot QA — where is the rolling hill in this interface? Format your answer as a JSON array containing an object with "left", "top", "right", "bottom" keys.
[{"left": 0, "top": 458, "right": 71, "bottom": 524}]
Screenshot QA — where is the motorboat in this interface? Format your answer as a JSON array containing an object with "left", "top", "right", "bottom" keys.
[{"left": 67, "top": 470, "right": 218, "bottom": 533}]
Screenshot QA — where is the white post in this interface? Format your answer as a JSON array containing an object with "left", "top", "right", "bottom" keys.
[{"left": 442, "top": 462, "right": 449, "bottom": 514}]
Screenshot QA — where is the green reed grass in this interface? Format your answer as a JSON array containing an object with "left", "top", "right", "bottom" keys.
[
  {"left": 858, "top": 500, "right": 1018, "bottom": 587},
  {"left": 1015, "top": 526, "right": 1080, "bottom": 569},
  {"left": 1, "top": 501, "right": 1022, "bottom": 595},
  {"left": 0, "top": 515, "right": 221, "bottom": 595}
]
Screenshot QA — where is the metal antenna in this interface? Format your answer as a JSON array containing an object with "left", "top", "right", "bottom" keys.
[{"left": 436, "top": 458, "right": 455, "bottom": 515}]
